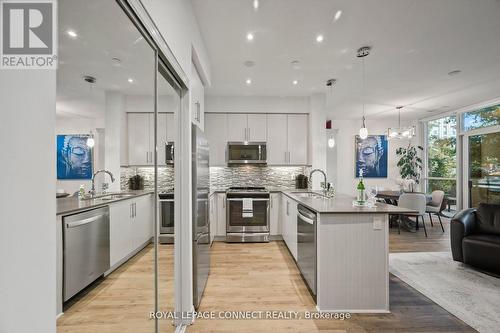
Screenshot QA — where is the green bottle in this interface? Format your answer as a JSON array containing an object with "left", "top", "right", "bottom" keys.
[{"left": 357, "top": 169, "right": 366, "bottom": 204}]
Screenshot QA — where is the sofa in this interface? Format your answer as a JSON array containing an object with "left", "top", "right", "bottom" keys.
[{"left": 451, "top": 203, "right": 500, "bottom": 276}]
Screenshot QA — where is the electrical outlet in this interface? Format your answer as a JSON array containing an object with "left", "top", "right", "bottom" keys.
[{"left": 373, "top": 217, "right": 383, "bottom": 230}]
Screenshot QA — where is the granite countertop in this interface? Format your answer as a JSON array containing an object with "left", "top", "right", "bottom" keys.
[
  {"left": 57, "top": 190, "right": 154, "bottom": 216},
  {"left": 282, "top": 191, "right": 417, "bottom": 214}
]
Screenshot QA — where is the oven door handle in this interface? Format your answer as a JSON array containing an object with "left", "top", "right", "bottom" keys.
[
  {"left": 159, "top": 199, "right": 174, "bottom": 202},
  {"left": 226, "top": 198, "right": 270, "bottom": 201}
]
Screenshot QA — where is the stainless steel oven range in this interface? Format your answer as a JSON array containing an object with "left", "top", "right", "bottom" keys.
[
  {"left": 226, "top": 186, "right": 270, "bottom": 242},
  {"left": 159, "top": 190, "right": 174, "bottom": 244}
]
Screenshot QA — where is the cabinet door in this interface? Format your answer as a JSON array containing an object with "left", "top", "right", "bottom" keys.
[
  {"left": 247, "top": 114, "right": 267, "bottom": 142},
  {"left": 267, "top": 114, "right": 288, "bottom": 165},
  {"left": 288, "top": 199, "right": 298, "bottom": 260},
  {"left": 157, "top": 113, "right": 168, "bottom": 166},
  {"left": 205, "top": 114, "right": 227, "bottom": 166},
  {"left": 287, "top": 114, "right": 308, "bottom": 165},
  {"left": 281, "top": 196, "right": 289, "bottom": 246},
  {"left": 109, "top": 200, "right": 132, "bottom": 267},
  {"left": 128, "top": 113, "right": 151, "bottom": 165},
  {"left": 209, "top": 194, "right": 216, "bottom": 244},
  {"left": 216, "top": 194, "right": 227, "bottom": 236},
  {"left": 166, "top": 113, "right": 176, "bottom": 142},
  {"left": 270, "top": 193, "right": 281, "bottom": 236},
  {"left": 227, "top": 114, "right": 247, "bottom": 142},
  {"left": 131, "top": 195, "right": 153, "bottom": 251}
]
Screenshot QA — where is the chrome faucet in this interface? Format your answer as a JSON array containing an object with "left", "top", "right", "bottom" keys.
[
  {"left": 91, "top": 170, "right": 115, "bottom": 195},
  {"left": 309, "top": 169, "right": 328, "bottom": 194}
]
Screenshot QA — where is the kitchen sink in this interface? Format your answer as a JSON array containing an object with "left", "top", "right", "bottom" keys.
[{"left": 291, "top": 191, "right": 326, "bottom": 199}]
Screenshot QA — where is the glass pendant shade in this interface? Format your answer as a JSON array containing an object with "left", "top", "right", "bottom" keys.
[
  {"left": 359, "top": 126, "right": 368, "bottom": 139},
  {"left": 328, "top": 136, "right": 335, "bottom": 148},
  {"left": 387, "top": 126, "right": 416, "bottom": 139}
]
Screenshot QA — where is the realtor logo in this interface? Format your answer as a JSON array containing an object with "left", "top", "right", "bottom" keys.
[{"left": 1, "top": 0, "right": 57, "bottom": 69}]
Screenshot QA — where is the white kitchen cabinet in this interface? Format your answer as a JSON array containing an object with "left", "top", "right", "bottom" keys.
[
  {"left": 127, "top": 113, "right": 169, "bottom": 166},
  {"left": 227, "top": 114, "right": 248, "bottom": 142},
  {"left": 209, "top": 194, "right": 217, "bottom": 244},
  {"left": 166, "top": 113, "right": 176, "bottom": 142},
  {"left": 269, "top": 193, "right": 281, "bottom": 236},
  {"left": 247, "top": 114, "right": 267, "bottom": 141},
  {"left": 216, "top": 193, "right": 227, "bottom": 236},
  {"left": 109, "top": 195, "right": 153, "bottom": 268},
  {"left": 281, "top": 195, "right": 297, "bottom": 260},
  {"left": 131, "top": 194, "right": 153, "bottom": 250},
  {"left": 109, "top": 200, "right": 133, "bottom": 267},
  {"left": 128, "top": 113, "right": 151, "bottom": 165},
  {"left": 191, "top": 63, "right": 204, "bottom": 130},
  {"left": 267, "top": 114, "right": 288, "bottom": 164},
  {"left": 287, "top": 114, "right": 308, "bottom": 165},
  {"left": 205, "top": 113, "right": 228, "bottom": 166},
  {"left": 266, "top": 114, "right": 308, "bottom": 165}
]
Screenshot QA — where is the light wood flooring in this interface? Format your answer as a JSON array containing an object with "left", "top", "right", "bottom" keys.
[{"left": 58, "top": 215, "right": 472, "bottom": 333}]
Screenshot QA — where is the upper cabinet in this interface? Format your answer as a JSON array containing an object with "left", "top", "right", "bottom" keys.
[
  {"left": 126, "top": 112, "right": 169, "bottom": 166},
  {"left": 204, "top": 112, "right": 308, "bottom": 166},
  {"left": 191, "top": 63, "right": 204, "bottom": 130},
  {"left": 205, "top": 113, "right": 228, "bottom": 166},
  {"left": 267, "top": 114, "right": 308, "bottom": 165},
  {"left": 227, "top": 114, "right": 267, "bottom": 142}
]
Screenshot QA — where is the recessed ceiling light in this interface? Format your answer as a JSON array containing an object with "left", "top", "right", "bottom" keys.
[
  {"left": 316, "top": 34, "right": 324, "bottom": 43},
  {"left": 253, "top": 0, "right": 259, "bottom": 10},
  {"left": 246, "top": 78, "right": 252, "bottom": 85},
  {"left": 128, "top": 78, "right": 134, "bottom": 83},
  {"left": 67, "top": 30, "right": 77, "bottom": 38},
  {"left": 111, "top": 57, "right": 122, "bottom": 66},
  {"left": 292, "top": 80, "right": 298, "bottom": 85},
  {"left": 334, "top": 10, "right": 342, "bottom": 22},
  {"left": 448, "top": 70, "right": 462, "bottom": 76},
  {"left": 246, "top": 33, "right": 254, "bottom": 41}
]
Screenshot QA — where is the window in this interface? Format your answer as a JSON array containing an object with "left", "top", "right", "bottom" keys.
[
  {"left": 426, "top": 116, "right": 457, "bottom": 200},
  {"left": 462, "top": 104, "right": 500, "bottom": 131}
]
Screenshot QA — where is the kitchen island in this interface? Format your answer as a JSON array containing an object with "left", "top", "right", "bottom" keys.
[{"left": 282, "top": 191, "right": 415, "bottom": 313}]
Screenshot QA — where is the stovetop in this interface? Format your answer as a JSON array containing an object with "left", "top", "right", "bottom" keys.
[{"left": 227, "top": 186, "right": 267, "bottom": 192}]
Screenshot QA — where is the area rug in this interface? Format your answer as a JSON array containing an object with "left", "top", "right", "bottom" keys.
[{"left": 389, "top": 252, "right": 500, "bottom": 333}]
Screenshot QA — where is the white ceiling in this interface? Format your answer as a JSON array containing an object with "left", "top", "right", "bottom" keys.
[
  {"left": 57, "top": 0, "right": 156, "bottom": 119},
  {"left": 192, "top": 0, "right": 500, "bottom": 120}
]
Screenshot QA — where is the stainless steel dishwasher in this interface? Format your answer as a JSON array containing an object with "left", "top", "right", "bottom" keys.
[
  {"left": 63, "top": 206, "right": 110, "bottom": 302},
  {"left": 297, "top": 204, "right": 317, "bottom": 296}
]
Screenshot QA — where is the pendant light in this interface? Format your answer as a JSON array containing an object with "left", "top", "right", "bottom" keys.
[
  {"left": 357, "top": 46, "right": 371, "bottom": 139},
  {"left": 86, "top": 130, "right": 95, "bottom": 148},
  {"left": 83, "top": 75, "right": 97, "bottom": 148},
  {"left": 387, "top": 106, "right": 416, "bottom": 139}
]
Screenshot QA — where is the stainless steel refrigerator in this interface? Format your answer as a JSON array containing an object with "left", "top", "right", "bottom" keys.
[{"left": 192, "top": 124, "right": 210, "bottom": 309}]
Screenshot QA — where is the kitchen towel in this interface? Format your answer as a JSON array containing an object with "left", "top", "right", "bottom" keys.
[{"left": 242, "top": 198, "right": 253, "bottom": 218}]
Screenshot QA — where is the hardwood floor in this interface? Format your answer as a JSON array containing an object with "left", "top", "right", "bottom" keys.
[
  {"left": 389, "top": 215, "right": 452, "bottom": 253},
  {"left": 189, "top": 241, "right": 473, "bottom": 333},
  {"left": 57, "top": 244, "right": 175, "bottom": 333},
  {"left": 58, "top": 214, "right": 468, "bottom": 333}
]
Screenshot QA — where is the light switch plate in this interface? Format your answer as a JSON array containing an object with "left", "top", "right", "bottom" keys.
[{"left": 373, "top": 217, "right": 383, "bottom": 230}]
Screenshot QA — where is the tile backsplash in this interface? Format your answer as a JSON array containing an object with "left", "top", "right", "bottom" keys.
[
  {"left": 210, "top": 166, "right": 306, "bottom": 190},
  {"left": 121, "top": 165, "right": 307, "bottom": 191}
]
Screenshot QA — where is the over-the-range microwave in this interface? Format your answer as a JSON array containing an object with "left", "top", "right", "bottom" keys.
[
  {"left": 165, "top": 142, "right": 174, "bottom": 164},
  {"left": 227, "top": 142, "right": 267, "bottom": 165}
]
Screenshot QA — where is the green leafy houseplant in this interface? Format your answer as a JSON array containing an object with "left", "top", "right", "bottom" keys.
[{"left": 396, "top": 144, "right": 424, "bottom": 184}]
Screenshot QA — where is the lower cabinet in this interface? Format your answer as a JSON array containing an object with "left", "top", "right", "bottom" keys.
[
  {"left": 270, "top": 193, "right": 281, "bottom": 236},
  {"left": 109, "top": 194, "right": 153, "bottom": 268},
  {"left": 282, "top": 195, "right": 298, "bottom": 260},
  {"left": 216, "top": 193, "right": 227, "bottom": 236}
]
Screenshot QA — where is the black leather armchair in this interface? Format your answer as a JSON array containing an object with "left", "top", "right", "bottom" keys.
[{"left": 451, "top": 203, "right": 500, "bottom": 275}]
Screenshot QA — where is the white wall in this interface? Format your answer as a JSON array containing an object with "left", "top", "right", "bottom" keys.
[
  {"left": 328, "top": 118, "right": 420, "bottom": 196},
  {"left": 142, "top": 0, "right": 211, "bottom": 85},
  {"left": 206, "top": 95, "right": 309, "bottom": 114},
  {"left": 55, "top": 117, "right": 105, "bottom": 194},
  {"left": 0, "top": 71, "right": 56, "bottom": 333}
]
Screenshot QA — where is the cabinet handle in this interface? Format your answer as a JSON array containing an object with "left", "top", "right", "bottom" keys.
[
  {"left": 130, "top": 204, "right": 133, "bottom": 218},
  {"left": 286, "top": 201, "right": 289, "bottom": 216},
  {"left": 146, "top": 151, "right": 149, "bottom": 163},
  {"left": 195, "top": 101, "right": 201, "bottom": 122}
]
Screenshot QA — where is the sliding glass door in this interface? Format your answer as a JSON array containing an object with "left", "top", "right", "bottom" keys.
[{"left": 466, "top": 130, "right": 500, "bottom": 207}]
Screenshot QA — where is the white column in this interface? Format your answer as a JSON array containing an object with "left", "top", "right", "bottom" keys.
[
  {"left": 309, "top": 93, "right": 328, "bottom": 189},
  {"left": 0, "top": 71, "right": 56, "bottom": 332},
  {"left": 105, "top": 91, "right": 125, "bottom": 192}
]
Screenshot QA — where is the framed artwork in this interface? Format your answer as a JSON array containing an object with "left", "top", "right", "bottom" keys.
[
  {"left": 57, "top": 135, "right": 93, "bottom": 180},
  {"left": 355, "top": 135, "right": 388, "bottom": 178}
]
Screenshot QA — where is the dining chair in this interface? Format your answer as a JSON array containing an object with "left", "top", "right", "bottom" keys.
[
  {"left": 426, "top": 190, "right": 445, "bottom": 232},
  {"left": 398, "top": 192, "right": 428, "bottom": 237}
]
